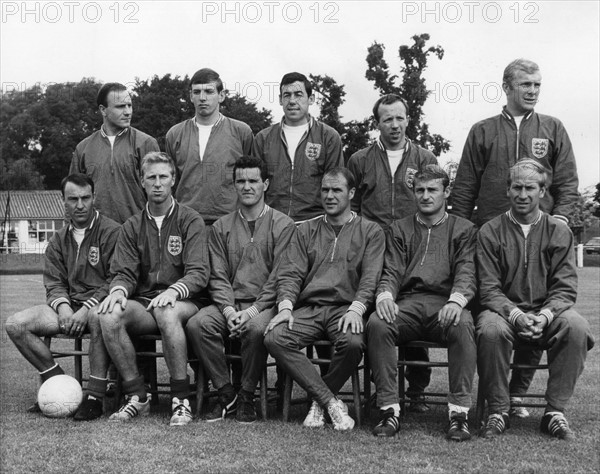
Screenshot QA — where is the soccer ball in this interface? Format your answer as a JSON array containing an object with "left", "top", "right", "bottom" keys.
[{"left": 37, "top": 374, "right": 83, "bottom": 418}]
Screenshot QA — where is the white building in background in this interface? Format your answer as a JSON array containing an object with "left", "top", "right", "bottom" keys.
[{"left": 0, "top": 191, "right": 65, "bottom": 254}]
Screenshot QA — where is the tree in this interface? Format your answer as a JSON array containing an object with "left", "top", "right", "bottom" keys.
[
  {"left": 365, "top": 35, "right": 450, "bottom": 157},
  {"left": 594, "top": 183, "right": 600, "bottom": 218},
  {"left": 310, "top": 74, "right": 371, "bottom": 162},
  {"left": 1, "top": 75, "right": 274, "bottom": 190},
  {"left": 0, "top": 79, "right": 100, "bottom": 190}
]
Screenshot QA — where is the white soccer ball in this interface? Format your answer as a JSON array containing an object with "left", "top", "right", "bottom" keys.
[{"left": 37, "top": 374, "right": 83, "bottom": 418}]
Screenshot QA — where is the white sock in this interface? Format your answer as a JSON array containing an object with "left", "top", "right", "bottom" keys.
[{"left": 381, "top": 403, "right": 400, "bottom": 417}]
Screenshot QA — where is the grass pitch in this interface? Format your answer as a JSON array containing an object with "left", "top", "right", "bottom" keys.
[{"left": 1, "top": 271, "right": 599, "bottom": 473}]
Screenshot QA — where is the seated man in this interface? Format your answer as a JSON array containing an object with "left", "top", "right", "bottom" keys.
[
  {"left": 264, "top": 167, "right": 385, "bottom": 431},
  {"left": 6, "top": 173, "right": 120, "bottom": 420},
  {"left": 366, "top": 165, "right": 478, "bottom": 440},
  {"left": 186, "top": 155, "right": 296, "bottom": 424},
  {"left": 476, "top": 159, "right": 594, "bottom": 440},
  {"left": 98, "top": 152, "right": 209, "bottom": 426}
]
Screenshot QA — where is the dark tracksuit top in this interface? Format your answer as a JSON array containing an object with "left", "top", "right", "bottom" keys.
[
  {"left": 253, "top": 116, "right": 344, "bottom": 222},
  {"left": 452, "top": 107, "right": 579, "bottom": 227},
  {"left": 109, "top": 199, "right": 209, "bottom": 304},
  {"left": 45, "top": 211, "right": 120, "bottom": 311},
  {"left": 348, "top": 138, "right": 438, "bottom": 229}
]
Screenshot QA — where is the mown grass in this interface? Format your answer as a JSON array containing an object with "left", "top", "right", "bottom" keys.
[{"left": 1, "top": 271, "right": 599, "bottom": 473}]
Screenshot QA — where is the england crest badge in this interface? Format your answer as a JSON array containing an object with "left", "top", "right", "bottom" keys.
[
  {"left": 305, "top": 142, "right": 322, "bottom": 161},
  {"left": 88, "top": 246, "right": 99, "bottom": 266},
  {"left": 531, "top": 138, "right": 549, "bottom": 159},
  {"left": 405, "top": 167, "right": 417, "bottom": 188},
  {"left": 168, "top": 236, "right": 182, "bottom": 256}
]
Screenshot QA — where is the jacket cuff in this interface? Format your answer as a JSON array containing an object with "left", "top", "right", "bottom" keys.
[
  {"left": 376, "top": 291, "right": 394, "bottom": 304},
  {"left": 246, "top": 305, "right": 259, "bottom": 319},
  {"left": 83, "top": 297, "right": 99, "bottom": 310},
  {"left": 539, "top": 308, "right": 554, "bottom": 326},
  {"left": 169, "top": 282, "right": 189, "bottom": 299},
  {"left": 278, "top": 300, "right": 293, "bottom": 313},
  {"left": 348, "top": 301, "right": 367, "bottom": 317},
  {"left": 223, "top": 306, "right": 236, "bottom": 318},
  {"left": 50, "top": 297, "right": 70, "bottom": 312},
  {"left": 508, "top": 308, "right": 525, "bottom": 326},
  {"left": 110, "top": 286, "right": 129, "bottom": 298},
  {"left": 448, "top": 293, "right": 468, "bottom": 308}
]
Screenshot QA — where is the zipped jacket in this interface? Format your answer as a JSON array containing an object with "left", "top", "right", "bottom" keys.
[
  {"left": 277, "top": 214, "right": 384, "bottom": 316},
  {"left": 70, "top": 127, "right": 160, "bottom": 224},
  {"left": 452, "top": 107, "right": 578, "bottom": 226},
  {"left": 109, "top": 199, "right": 209, "bottom": 302},
  {"left": 165, "top": 115, "right": 253, "bottom": 222},
  {"left": 253, "top": 117, "right": 344, "bottom": 222},
  {"left": 377, "top": 213, "right": 477, "bottom": 305},
  {"left": 477, "top": 210, "right": 577, "bottom": 323},
  {"left": 348, "top": 139, "right": 437, "bottom": 229},
  {"left": 45, "top": 211, "right": 120, "bottom": 310},
  {"left": 209, "top": 205, "right": 296, "bottom": 316}
]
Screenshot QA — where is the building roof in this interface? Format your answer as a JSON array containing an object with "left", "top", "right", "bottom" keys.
[{"left": 0, "top": 191, "right": 64, "bottom": 220}]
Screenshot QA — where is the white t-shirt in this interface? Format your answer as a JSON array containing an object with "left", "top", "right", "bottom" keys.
[
  {"left": 107, "top": 135, "right": 116, "bottom": 148},
  {"left": 282, "top": 122, "right": 309, "bottom": 164},
  {"left": 519, "top": 223, "right": 532, "bottom": 238},
  {"left": 386, "top": 149, "right": 404, "bottom": 175},
  {"left": 72, "top": 227, "right": 85, "bottom": 247},
  {"left": 154, "top": 216, "right": 165, "bottom": 234},
  {"left": 514, "top": 115, "right": 524, "bottom": 130},
  {"left": 195, "top": 122, "right": 214, "bottom": 161}
]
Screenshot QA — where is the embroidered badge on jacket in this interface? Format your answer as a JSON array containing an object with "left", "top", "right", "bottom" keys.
[
  {"left": 305, "top": 142, "right": 322, "bottom": 161},
  {"left": 168, "top": 236, "right": 182, "bottom": 256},
  {"left": 405, "top": 167, "right": 417, "bottom": 188},
  {"left": 88, "top": 246, "right": 99, "bottom": 266},
  {"left": 531, "top": 138, "right": 549, "bottom": 159}
]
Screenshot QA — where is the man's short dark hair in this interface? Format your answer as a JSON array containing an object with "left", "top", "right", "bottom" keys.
[
  {"left": 413, "top": 164, "right": 450, "bottom": 190},
  {"left": 323, "top": 167, "right": 356, "bottom": 190},
  {"left": 372, "top": 94, "right": 410, "bottom": 122},
  {"left": 97, "top": 83, "right": 128, "bottom": 108},
  {"left": 61, "top": 173, "right": 95, "bottom": 197},
  {"left": 280, "top": 72, "right": 312, "bottom": 96},
  {"left": 503, "top": 59, "right": 540, "bottom": 87},
  {"left": 507, "top": 159, "right": 548, "bottom": 188},
  {"left": 233, "top": 155, "right": 269, "bottom": 182},
  {"left": 140, "top": 151, "right": 176, "bottom": 178},
  {"left": 190, "top": 68, "right": 223, "bottom": 92}
]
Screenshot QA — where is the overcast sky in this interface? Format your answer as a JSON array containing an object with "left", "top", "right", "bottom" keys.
[{"left": 2, "top": 1, "right": 599, "bottom": 189}]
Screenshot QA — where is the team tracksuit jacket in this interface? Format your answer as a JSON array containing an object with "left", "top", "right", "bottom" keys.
[
  {"left": 452, "top": 107, "right": 579, "bottom": 227},
  {"left": 45, "top": 210, "right": 120, "bottom": 311},
  {"left": 348, "top": 138, "right": 438, "bottom": 229},
  {"left": 276, "top": 213, "right": 385, "bottom": 318},
  {"left": 109, "top": 199, "right": 209, "bottom": 303},
  {"left": 477, "top": 210, "right": 577, "bottom": 325},
  {"left": 165, "top": 115, "right": 253, "bottom": 222},
  {"left": 70, "top": 127, "right": 160, "bottom": 224},
  {"left": 208, "top": 205, "right": 296, "bottom": 318},
  {"left": 377, "top": 213, "right": 477, "bottom": 306},
  {"left": 253, "top": 116, "right": 344, "bottom": 222}
]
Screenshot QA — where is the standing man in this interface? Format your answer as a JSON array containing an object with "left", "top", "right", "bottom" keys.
[
  {"left": 70, "top": 82, "right": 160, "bottom": 224},
  {"left": 476, "top": 160, "right": 594, "bottom": 440},
  {"left": 6, "top": 174, "right": 120, "bottom": 421},
  {"left": 366, "top": 165, "right": 477, "bottom": 440},
  {"left": 99, "top": 152, "right": 209, "bottom": 426},
  {"left": 253, "top": 72, "right": 344, "bottom": 223},
  {"left": 166, "top": 68, "right": 254, "bottom": 225},
  {"left": 186, "top": 156, "right": 296, "bottom": 424},
  {"left": 348, "top": 94, "right": 439, "bottom": 410},
  {"left": 264, "top": 167, "right": 385, "bottom": 431},
  {"left": 452, "top": 58, "right": 580, "bottom": 416}
]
